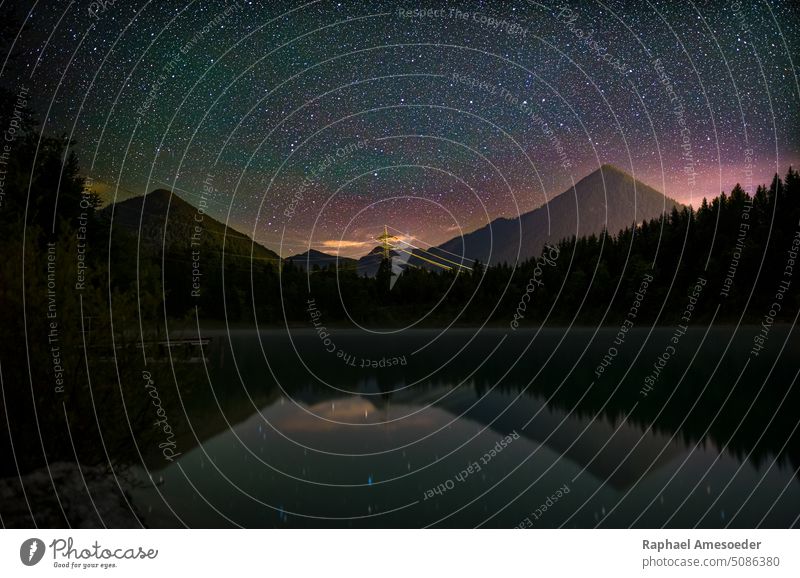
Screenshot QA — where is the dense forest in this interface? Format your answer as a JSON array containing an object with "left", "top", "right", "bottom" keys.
[
  {"left": 157, "top": 169, "right": 800, "bottom": 329},
  {"left": 0, "top": 84, "right": 182, "bottom": 476}
]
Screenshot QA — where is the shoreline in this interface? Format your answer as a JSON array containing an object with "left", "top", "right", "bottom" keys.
[{"left": 170, "top": 322, "right": 797, "bottom": 333}]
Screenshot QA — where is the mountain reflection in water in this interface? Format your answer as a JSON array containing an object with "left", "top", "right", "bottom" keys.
[{"left": 131, "top": 327, "right": 800, "bottom": 528}]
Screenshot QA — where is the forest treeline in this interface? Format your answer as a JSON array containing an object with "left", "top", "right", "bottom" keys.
[
  {"left": 162, "top": 169, "right": 800, "bottom": 329},
  {"left": 0, "top": 87, "right": 185, "bottom": 476}
]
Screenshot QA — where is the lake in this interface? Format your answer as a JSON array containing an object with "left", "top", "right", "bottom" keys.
[{"left": 130, "top": 326, "right": 800, "bottom": 528}]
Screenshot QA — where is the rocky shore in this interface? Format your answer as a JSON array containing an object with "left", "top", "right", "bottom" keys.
[{"left": 0, "top": 462, "right": 142, "bottom": 528}]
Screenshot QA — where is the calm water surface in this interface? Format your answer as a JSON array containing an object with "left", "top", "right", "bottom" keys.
[{"left": 131, "top": 327, "right": 800, "bottom": 528}]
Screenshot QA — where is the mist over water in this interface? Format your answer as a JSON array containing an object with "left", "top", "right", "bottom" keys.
[{"left": 130, "top": 327, "right": 800, "bottom": 528}]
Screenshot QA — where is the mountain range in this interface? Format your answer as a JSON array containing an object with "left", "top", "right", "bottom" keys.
[
  {"left": 286, "top": 247, "right": 399, "bottom": 277},
  {"left": 286, "top": 249, "right": 357, "bottom": 271},
  {"left": 105, "top": 165, "right": 679, "bottom": 273}
]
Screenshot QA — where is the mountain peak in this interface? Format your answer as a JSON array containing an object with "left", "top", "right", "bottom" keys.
[
  {"left": 146, "top": 188, "right": 173, "bottom": 198},
  {"left": 582, "top": 164, "right": 636, "bottom": 186},
  {"left": 105, "top": 188, "right": 280, "bottom": 262},
  {"left": 598, "top": 163, "right": 628, "bottom": 173},
  {"left": 106, "top": 188, "right": 194, "bottom": 217},
  {"left": 427, "top": 165, "right": 680, "bottom": 265},
  {"left": 287, "top": 249, "right": 357, "bottom": 271},
  {"left": 142, "top": 188, "right": 194, "bottom": 211},
  {"left": 577, "top": 165, "right": 680, "bottom": 207},
  {"left": 595, "top": 164, "right": 655, "bottom": 187}
]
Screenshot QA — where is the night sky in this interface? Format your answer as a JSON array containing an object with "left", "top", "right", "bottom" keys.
[{"left": 5, "top": 0, "right": 799, "bottom": 257}]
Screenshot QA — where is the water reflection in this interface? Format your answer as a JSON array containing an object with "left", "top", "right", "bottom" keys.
[{"left": 131, "top": 327, "right": 800, "bottom": 527}]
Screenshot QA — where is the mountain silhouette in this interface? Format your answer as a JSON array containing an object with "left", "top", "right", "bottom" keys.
[
  {"left": 356, "top": 246, "right": 397, "bottom": 277},
  {"left": 287, "top": 249, "right": 357, "bottom": 271},
  {"left": 102, "top": 166, "right": 679, "bottom": 274},
  {"left": 103, "top": 189, "right": 280, "bottom": 263},
  {"left": 414, "top": 165, "right": 680, "bottom": 267}
]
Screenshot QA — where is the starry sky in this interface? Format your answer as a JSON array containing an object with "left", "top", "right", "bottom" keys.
[{"left": 4, "top": 0, "right": 799, "bottom": 257}]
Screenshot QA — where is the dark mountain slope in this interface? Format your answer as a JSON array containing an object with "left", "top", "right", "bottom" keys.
[
  {"left": 103, "top": 189, "right": 280, "bottom": 263},
  {"left": 417, "top": 165, "right": 680, "bottom": 266}
]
